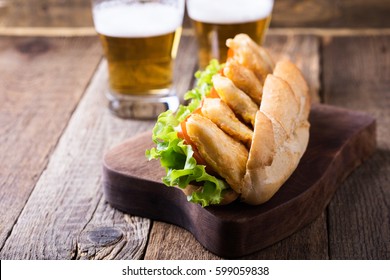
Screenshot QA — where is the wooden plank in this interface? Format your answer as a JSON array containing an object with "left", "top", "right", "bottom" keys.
[
  {"left": 0, "top": 36, "right": 102, "bottom": 251},
  {"left": 174, "top": 35, "right": 198, "bottom": 100},
  {"left": 2, "top": 0, "right": 390, "bottom": 29},
  {"left": 243, "top": 213, "right": 328, "bottom": 259},
  {"left": 0, "top": 27, "right": 97, "bottom": 37},
  {"left": 0, "top": 60, "right": 153, "bottom": 259},
  {"left": 0, "top": 0, "right": 92, "bottom": 28},
  {"left": 0, "top": 35, "right": 197, "bottom": 259},
  {"left": 271, "top": 0, "right": 390, "bottom": 28},
  {"left": 144, "top": 34, "right": 325, "bottom": 259},
  {"left": 322, "top": 35, "right": 390, "bottom": 259},
  {"left": 268, "top": 28, "right": 390, "bottom": 37},
  {"left": 147, "top": 222, "right": 222, "bottom": 260}
]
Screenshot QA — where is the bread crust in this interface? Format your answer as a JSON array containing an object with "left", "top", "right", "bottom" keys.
[
  {"left": 273, "top": 60, "right": 311, "bottom": 122},
  {"left": 241, "top": 61, "right": 311, "bottom": 205}
]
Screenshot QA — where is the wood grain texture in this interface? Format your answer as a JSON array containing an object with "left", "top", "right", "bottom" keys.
[
  {"left": 322, "top": 35, "right": 390, "bottom": 259},
  {"left": 144, "top": 35, "right": 324, "bottom": 259},
  {"left": 0, "top": 61, "right": 154, "bottom": 260},
  {"left": 0, "top": 27, "right": 97, "bottom": 37},
  {"left": 2, "top": 0, "right": 390, "bottom": 30},
  {"left": 0, "top": 0, "right": 92, "bottom": 28},
  {"left": 243, "top": 212, "right": 329, "bottom": 260},
  {"left": 147, "top": 214, "right": 328, "bottom": 260},
  {"left": 173, "top": 35, "right": 198, "bottom": 101},
  {"left": 0, "top": 35, "right": 198, "bottom": 259},
  {"left": 0, "top": 36, "right": 102, "bottom": 251},
  {"left": 146, "top": 222, "right": 221, "bottom": 260},
  {"left": 271, "top": 0, "right": 390, "bottom": 28}
]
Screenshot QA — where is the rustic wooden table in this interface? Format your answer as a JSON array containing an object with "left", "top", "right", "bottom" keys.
[{"left": 0, "top": 0, "right": 389, "bottom": 259}]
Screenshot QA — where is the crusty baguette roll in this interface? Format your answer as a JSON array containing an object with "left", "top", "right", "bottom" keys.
[
  {"left": 184, "top": 60, "right": 310, "bottom": 205},
  {"left": 147, "top": 33, "right": 311, "bottom": 207},
  {"left": 184, "top": 37, "right": 310, "bottom": 205},
  {"left": 241, "top": 61, "right": 310, "bottom": 205}
]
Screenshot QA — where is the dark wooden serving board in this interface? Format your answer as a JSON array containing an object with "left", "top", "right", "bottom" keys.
[{"left": 102, "top": 104, "right": 376, "bottom": 258}]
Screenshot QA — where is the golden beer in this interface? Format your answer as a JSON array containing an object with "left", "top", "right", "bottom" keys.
[
  {"left": 98, "top": 29, "right": 181, "bottom": 95},
  {"left": 93, "top": 1, "right": 183, "bottom": 95},
  {"left": 187, "top": 0, "right": 274, "bottom": 69}
]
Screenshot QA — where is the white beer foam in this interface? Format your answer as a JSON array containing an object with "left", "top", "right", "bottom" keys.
[
  {"left": 93, "top": 2, "right": 183, "bottom": 38},
  {"left": 187, "top": 0, "right": 274, "bottom": 24}
]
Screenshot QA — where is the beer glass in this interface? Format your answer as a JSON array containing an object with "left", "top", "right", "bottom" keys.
[
  {"left": 91, "top": 0, "right": 185, "bottom": 119},
  {"left": 187, "top": 0, "right": 274, "bottom": 69}
]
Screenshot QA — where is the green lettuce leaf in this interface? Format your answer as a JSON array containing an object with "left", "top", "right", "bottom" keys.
[{"left": 145, "top": 60, "right": 228, "bottom": 207}]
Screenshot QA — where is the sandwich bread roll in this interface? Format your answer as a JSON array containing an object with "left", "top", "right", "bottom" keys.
[
  {"left": 148, "top": 33, "right": 311, "bottom": 206},
  {"left": 241, "top": 61, "right": 311, "bottom": 205},
  {"left": 186, "top": 35, "right": 310, "bottom": 205}
]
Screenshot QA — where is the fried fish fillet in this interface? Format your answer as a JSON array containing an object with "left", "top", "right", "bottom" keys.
[
  {"left": 185, "top": 114, "right": 248, "bottom": 193},
  {"left": 226, "top": 33, "right": 274, "bottom": 83},
  {"left": 201, "top": 98, "right": 253, "bottom": 147},
  {"left": 224, "top": 60, "right": 263, "bottom": 105},
  {"left": 212, "top": 74, "right": 258, "bottom": 127}
]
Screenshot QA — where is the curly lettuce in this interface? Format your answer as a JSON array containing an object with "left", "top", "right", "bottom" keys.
[{"left": 145, "top": 60, "right": 229, "bottom": 207}]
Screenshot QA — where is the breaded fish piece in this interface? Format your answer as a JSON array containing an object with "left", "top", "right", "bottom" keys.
[
  {"left": 212, "top": 74, "right": 258, "bottom": 127},
  {"left": 186, "top": 114, "right": 248, "bottom": 193},
  {"left": 224, "top": 60, "right": 263, "bottom": 105},
  {"left": 201, "top": 98, "right": 253, "bottom": 148},
  {"left": 226, "top": 33, "right": 274, "bottom": 83}
]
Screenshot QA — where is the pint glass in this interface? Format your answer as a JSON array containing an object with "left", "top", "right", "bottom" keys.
[
  {"left": 92, "top": 0, "right": 184, "bottom": 118},
  {"left": 187, "top": 0, "right": 274, "bottom": 69}
]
